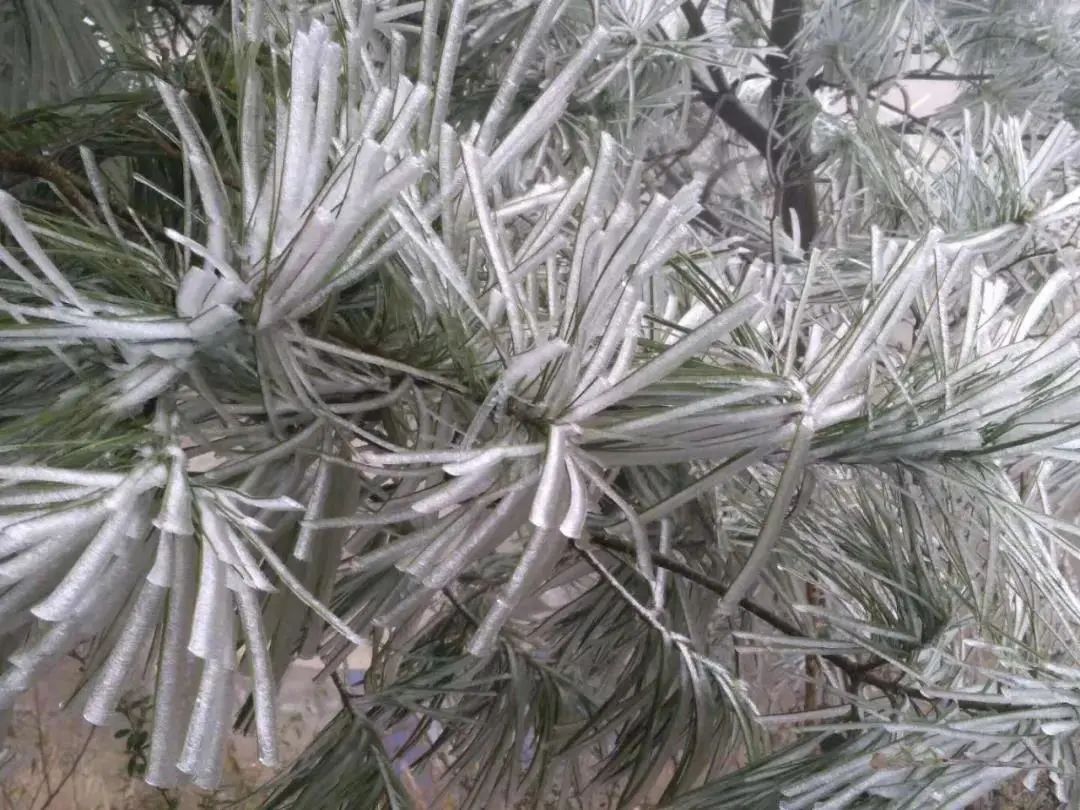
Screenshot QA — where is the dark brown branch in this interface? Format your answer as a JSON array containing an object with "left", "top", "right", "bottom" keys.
[
  {"left": 764, "top": 0, "right": 818, "bottom": 249},
  {"left": 0, "top": 149, "right": 174, "bottom": 244},
  {"left": 680, "top": 3, "right": 771, "bottom": 158},
  {"left": 809, "top": 70, "right": 990, "bottom": 96},
  {"left": 876, "top": 70, "right": 991, "bottom": 86},
  {"left": 681, "top": 1, "right": 819, "bottom": 249},
  {"left": 769, "top": 0, "right": 803, "bottom": 50},
  {"left": 0, "top": 151, "right": 98, "bottom": 222}
]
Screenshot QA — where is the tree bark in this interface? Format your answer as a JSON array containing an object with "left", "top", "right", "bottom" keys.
[{"left": 766, "top": 0, "right": 818, "bottom": 250}]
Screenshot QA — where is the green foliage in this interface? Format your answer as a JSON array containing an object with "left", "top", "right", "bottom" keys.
[{"left": 116, "top": 694, "right": 153, "bottom": 779}]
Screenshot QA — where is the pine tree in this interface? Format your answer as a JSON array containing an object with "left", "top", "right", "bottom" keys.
[{"left": 2, "top": 1, "right": 1080, "bottom": 807}]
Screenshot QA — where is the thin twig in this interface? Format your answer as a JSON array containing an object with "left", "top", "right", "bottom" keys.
[
  {"left": 0, "top": 151, "right": 98, "bottom": 222},
  {"left": 442, "top": 586, "right": 481, "bottom": 628},
  {"left": 28, "top": 687, "right": 53, "bottom": 809},
  {"left": 587, "top": 533, "right": 1015, "bottom": 710},
  {"left": 764, "top": 0, "right": 818, "bottom": 247},
  {"left": 37, "top": 727, "right": 95, "bottom": 810},
  {"left": 331, "top": 670, "right": 361, "bottom": 719}
]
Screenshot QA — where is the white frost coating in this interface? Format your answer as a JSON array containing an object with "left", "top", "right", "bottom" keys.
[
  {"left": 360, "top": 86, "right": 395, "bottom": 143},
  {"left": 188, "top": 303, "right": 241, "bottom": 339},
  {"left": 468, "top": 526, "right": 561, "bottom": 657},
  {"left": 215, "top": 491, "right": 304, "bottom": 512},
  {"left": 476, "top": 0, "right": 561, "bottom": 152},
  {"left": 501, "top": 338, "right": 570, "bottom": 390},
  {"left": 381, "top": 82, "right": 431, "bottom": 154},
  {"left": 146, "top": 532, "right": 195, "bottom": 788},
  {"left": 71, "top": 316, "right": 194, "bottom": 342},
  {"left": 352, "top": 519, "right": 452, "bottom": 572},
  {"left": 31, "top": 488, "right": 152, "bottom": 622},
  {"left": 0, "top": 192, "right": 92, "bottom": 311},
  {"left": 175, "top": 267, "right": 218, "bottom": 319},
  {"left": 388, "top": 198, "right": 488, "bottom": 321},
  {"left": 360, "top": 447, "right": 527, "bottom": 466},
  {"left": 0, "top": 485, "right": 98, "bottom": 508},
  {"left": 559, "top": 458, "right": 589, "bottom": 539},
  {"left": 107, "top": 362, "right": 185, "bottom": 414},
  {"left": 560, "top": 134, "right": 617, "bottom": 338},
  {"left": 245, "top": 97, "right": 287, "bottom": 263},
  {"left": 222, "top": 523, "right": 276, "bottom": 593},
  {"left": 78, "top": 146, "right": 123, "bottom": 239},
  {"left": 960, "top": 342, "right": 1080, "bottom": 417},
  {"left": 410, "top": 467, "right": 496, "bottom": 514},
  {"left": 240, "top": 69, "right": 263, "bottom": 229},
  {"left": 0, "top": 502, "right": 113, "bottom": 582},
  {"left": 194, "top": 497, "right": 244, "bottom": 570},
  {"left": 177, "top": 657, "right": 229, "bottom": 777},
  {"left": 1032, "top": 310, "right": 1080, "bottom": 362},
  {"left": 0, "top": 243, "right": 61, "bottom": 303},
  {"left": 0, "top": 465, "right": 124, "bottom": 487},
  {"left": 441, "top": 444, "right": 544, "bottom": 476},
  {"left": 273, "top": 156, "right": 425, "bottom": 321},
  {"left": 566, "top": 294, "right": 764, "bottom": 422},
  {"left": 603, "top": 301, "right": 647, "bottom": 386},
  {"left": 486, "top": 27, "right": 611, "bottom": 182},
  {"left": 0, "top": 564, "right": 60, "bottom": 630},
  {"left": 265, "top": 209, "right": 335, "bottom": 305},
  {"left": 9, "top": 7, "right": 1066, "bottom": 801},
  {"left": 516, "top": 168, "right": 592, "bottom": 262},
  {"left": 814, "top": 232, "right": 940, "bottom": 411},
  {"left": 83, "top": 577, "right": 166, "bottom": 725},
  {"left": 1016, "top": 267, "right": 1075, "bottom": 339},
  {"left": 147, "top": 528, "right": 174, "bottom": 588},
  {"left": 278, "top": 24, "right": 322, "bottom": 223},
  {"left": 719, "top": 417, "right": 816, "bottom": 615},
  {"left": 243, "top": 0, "right": 263, "bottom": 42},
  {"left": 188, "top": 541, "right": 226, "bottom": 660},
  {"left": 495, "top": 179, "right": 571, "bottom": 222},
  {"left": 154, "top": 82, "right": 229, "bottom": 262},
  {"left": 606, "top": 389, "right": 776, "bottom": 435},
  {"left": 461, "top": 143, "right": 526, "bottom": 351},
  {"left": 243, "top": 529, "right": 368, "bottom": 647},
  {"left": 293, "top": 456, "right": 331, "bottom": 561},
  {"left": 574, "top": 291, "right": 641, "bottom": 398},
  {"left": 815, "top": 395, "right": 866, "bottom": 429},
  {"left": 402, "top": 502, "right": 483, "bottom": 581},
  {"left": 426, "top": 0, "right": 470, "bottom": 156},
  {"left": 300, "top": 41, "right": 344, "bottom": 206},
  {"left": 423, "top": 480, "right": 537, "bottom": 589},
  {"left": 530, "top": 426, "right": 569, "bottom": 529},
  {"left": 236, "top": 584, "right": 279, "bottom": 767}
]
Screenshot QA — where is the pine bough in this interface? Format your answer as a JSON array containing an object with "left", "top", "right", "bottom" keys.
[{"left": 0, "top": 1, "right": 1080, "bottom": 807}]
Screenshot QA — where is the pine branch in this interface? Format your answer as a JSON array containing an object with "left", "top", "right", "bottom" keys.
[
  {"left": 587, "top": 534, "right": 1022, "bottom": 711},
  {"left": 2, "top": 3, "right": 1078, "bottom": 805}
]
